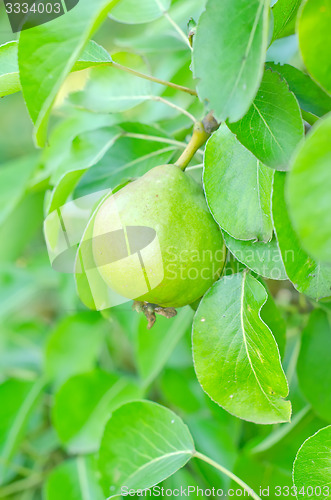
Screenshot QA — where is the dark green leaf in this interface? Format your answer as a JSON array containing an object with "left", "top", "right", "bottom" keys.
[
  {"left": 53, "top": 370, "right": 142, "bottom": 453},
  {"left": 271, "top": 0, "right": 302, "bottom": 42},
  {"left": 193, "top": 0, "right": 269, "bottom": 122},
  {"left": 260, "top": 285, "right": 286, "bottom": 359},
  {"left": 266, "top": 62, "right": 331, "bottom": 117},
  {"left": 286, "top": 113, "right": 331, "bottom": 263},
  {"left": 45, "top": 456, "right": 104, "bottom": 500},
  {"left": 137, "top": 307, "right": 193, "bottom": 386},
  {"left": 45, "top": 313, "right": 107, "bottom": 388},
  {"left": 192, "top": 272, "right": 291, "bottom": 424},
  {"left": 0, "top": 378, "right": 44, "bottom": 484},
  {"left": 204, "top": 124, "right": 274, "bottom": 242},
  {"left": 273, "top": 172, "right": 331, "bottom": 299},
  {"left": 228, "top": 69, "right": 304, "bottom": 170},
  {"left": 238, "top": 407, "right": 326, "bottom": 493},
  {"left": 223, "top": 232, "right": 287, "bottom": 280},
  {"left": 160, "top": 368, "right": 206, "bottom": 415},
  {"left": 297, "top": 309, "right": 331, "bottom": 422}
]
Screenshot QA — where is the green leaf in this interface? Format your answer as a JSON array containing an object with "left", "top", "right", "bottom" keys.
[
  {"left": 0, "top": 155, "right": 38, "bottom": 226},
  {"left": 271, "top": 0, "right": 302, "bottom": 42},
  {"left": 72, "top": 40, "right": 112, "bottom": 71},
  {"left": 286, "top": 113, "right": 331, "bottom": 263},
  {"left": 273, "top": 172, "right": 331, "bottom": 300},
  {"left": 233, "top": 405, "right": 326, "bottom": 492},
  {"left": 137, "top": 307, "right": 193, "bottom": 386},
  {"left": 160, "top": 368, "right": 206, "bottom": 415},
  {"left": 233, "top": 407, "right": 328, "bottom": 493},
  {"left": 50, "top": 125, "right": 121, "bottom": 184},
  {"left": 204, "top": 124, "right": 274, "bottom": 242},
  {"left": 0, "top": 319, "right": 46, "bottom": 375},
  {"left": 192, "top": 272, "right": 291, "bottom": 424},
  {"left": 187, "top": 413, "right": 239, "bottom": 489},
  {"left": 298, "top": 0, "right": 331, "bottom": 95},
  {"left": 232, "top": 454, "right": 292, "bottom": 493},
  {"left": 75, "top": 124, "right": 176, "bottom": 198},
  {"left": 297, "top": 309, "right": 331, "bottom": 422},
  {"left": 266, "top": 62, "right": 331, "bottom": 117},
  {"left": 0, "top": 378, "right": 44, "bottom": 484},
  {"left": 0, "top": 265, "right": 39, "bottom": 318},
  {"left": 18, "top": 0, "right": 122, "bottom": 147},
  {"left": 46, "top": 170, "right": 89, "bottom": 215},
  {"left": 228, "top": 69, "right": 304, "bottom": 170},
  {"left": 111, "top": 0, "right": 204, "bottom": 53},
  {"left": 164, "top": 468, "right": 207, "bottom": 498},
  {"left": 192, "top": 0, "right": 269, "bottom": 122},
  {"left": 293, "top": 426, "right": 331, "bottom": 500},
  {"left": 70, "top": 52, "right": 154, "bottom": 113},
  {"left": 98, "top": 400, "right": 195, "bottom": 497},
  {"left": 110, "top": 0, "right": 170, "bottom": 24},
  {"left": 45, "top": 456, "right": 104, "bottom": 500},
  {"left": 52, "top": 370, "right": 142, "bottom": 453},
  {"left": 237, "top": 407, "right": 327, "bottom": 492},
  {"left": 260, "top": 286, "right": 286, "bottom": 359},
  {"left": 1, "top": 40, "right": 112, "bottom": 99},
  {"left": 42, "top": 110, "right": 116, "bottom": 179},
  {"left": 45, "top": 313, "right": 107, "bottom": 388},
  {"left": 0, "top": 42, "right": 20, "bottom": 98},
  {"left": 223, "top": 232, "right": 287, "bottom": 280},
  {"left": 0, "top": 191, "right": 44, "bottom": 264}
]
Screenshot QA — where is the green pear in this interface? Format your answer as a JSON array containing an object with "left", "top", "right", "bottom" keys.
[{"left": 92, "top": 164, "right": 226, "bottom": 308}]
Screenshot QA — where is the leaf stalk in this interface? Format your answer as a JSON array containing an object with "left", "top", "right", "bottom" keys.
[
  {"left": 194, "top": 451, "right": 262, "bottom": 500},
  {"left": 110, "top": 61, "right": 197, "bottom": 96}
]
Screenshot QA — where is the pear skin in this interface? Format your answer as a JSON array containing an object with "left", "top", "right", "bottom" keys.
[{"left": 92, "top": 165, "right": 226, "bottom": 308}]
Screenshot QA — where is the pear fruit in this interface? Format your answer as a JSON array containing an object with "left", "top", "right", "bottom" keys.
[{"left": 92, "top": 164, "right": 225, "bottom": 308}]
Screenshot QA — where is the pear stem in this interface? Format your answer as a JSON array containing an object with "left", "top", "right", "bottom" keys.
[{"left": 175, "top": 112, "right": 219, "bottom": 170}]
